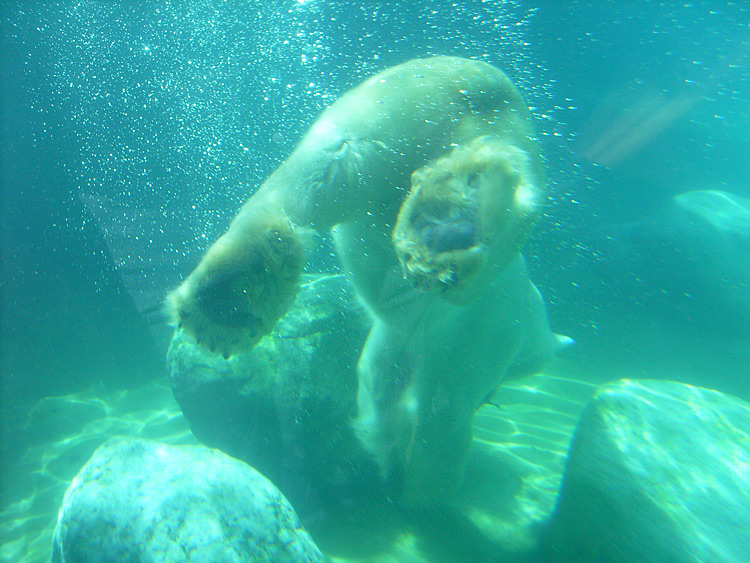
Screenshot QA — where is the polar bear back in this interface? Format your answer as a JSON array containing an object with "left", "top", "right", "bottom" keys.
[
  {"left": 313, "top": 56, "right": 537, "bottom": 154},
  {"left": 262, "top": 56, "right": 543, "bottom": 230}
]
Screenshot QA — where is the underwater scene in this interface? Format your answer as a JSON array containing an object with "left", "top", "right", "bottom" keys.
[{"left": 2, "top": 1, "right": 749, "bottom": 561}]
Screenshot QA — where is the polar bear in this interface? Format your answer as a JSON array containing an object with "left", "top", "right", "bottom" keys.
[{"left": 168, "top": 56, "right": 566, "bottom": 507}]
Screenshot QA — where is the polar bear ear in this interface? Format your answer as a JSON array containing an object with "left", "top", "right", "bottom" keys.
[{"left": 392, "top": 136, "right": 544, "bottom": 303}]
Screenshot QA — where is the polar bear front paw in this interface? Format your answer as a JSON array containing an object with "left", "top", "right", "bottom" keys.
[
  {"left": 167, "top": 206, "right": 305, "bottom": 358},
  {"left": 393, "top": 136, "right": 541, "bottom": 302}
]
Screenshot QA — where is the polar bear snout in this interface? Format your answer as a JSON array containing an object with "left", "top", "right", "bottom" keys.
[
  {"left": 422, "top": 220, "right": 477, "bottom": 253},
  {"left": 407, "top": 196, "right": 480, "bottom": 255}
]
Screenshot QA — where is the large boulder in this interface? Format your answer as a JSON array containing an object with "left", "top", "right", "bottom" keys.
[
  {"left": 167, "top": 273, "right": 380, "bottom": 516},
  {"left": 540, "top": 379, "right": 750, "bottom": 563},
  {"left": 630, "top": 190, "right": 750, "bottom": 334},
  {"left": 51, "top": 436, "right": 323, "bottom": 563},
  {"left": 542, "top": 189, "right": 750, "bottom": 397},
  {"left": 166, "top": 271, "right": 590, "bottom": 560}
]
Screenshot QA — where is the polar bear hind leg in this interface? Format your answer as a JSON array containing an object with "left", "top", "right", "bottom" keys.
[{"left": 167, "top": 201, "right": 305, "bottom": 358}]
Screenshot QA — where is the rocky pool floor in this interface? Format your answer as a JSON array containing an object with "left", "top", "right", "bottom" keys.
[{"left": 0, "top": 365, "right": 596, "bottom": 563}]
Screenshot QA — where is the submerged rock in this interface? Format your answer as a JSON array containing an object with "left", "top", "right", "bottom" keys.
[
  {"left": 167, "top": 273, "right": 379, "bottom": 516},
  {"left": 166, "top": 272, "right": 585, "bottom": 560},
  {"left": 664, "top": 190, "right": 750, "bottom": 330},
  {"left": 540, "top": 379, "right": 750, "bottom": 563},
  {"left": 611, "top": 189, "right": 750, "bottom": 337},
  {"left": 51, "top": 436, "right": 323, "bottom": 563},
  {"left": 549, "top": 188, "right": 750, "bottom": 397},
  {"left": 674, "top": 189, "right": 750, "bottom": 234}
]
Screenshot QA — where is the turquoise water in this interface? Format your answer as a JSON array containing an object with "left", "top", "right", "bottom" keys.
[{"left": 2, "top": 1, "right": 748, "bottom": 561}]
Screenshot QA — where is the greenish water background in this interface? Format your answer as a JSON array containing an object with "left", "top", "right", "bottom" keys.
[{"left": 2, "top": 1, "right": 748, "bottom": 561}]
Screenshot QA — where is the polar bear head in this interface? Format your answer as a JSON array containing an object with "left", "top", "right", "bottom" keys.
[{"left": 392, "top": 136, "right": 543, "bottom": 303}]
